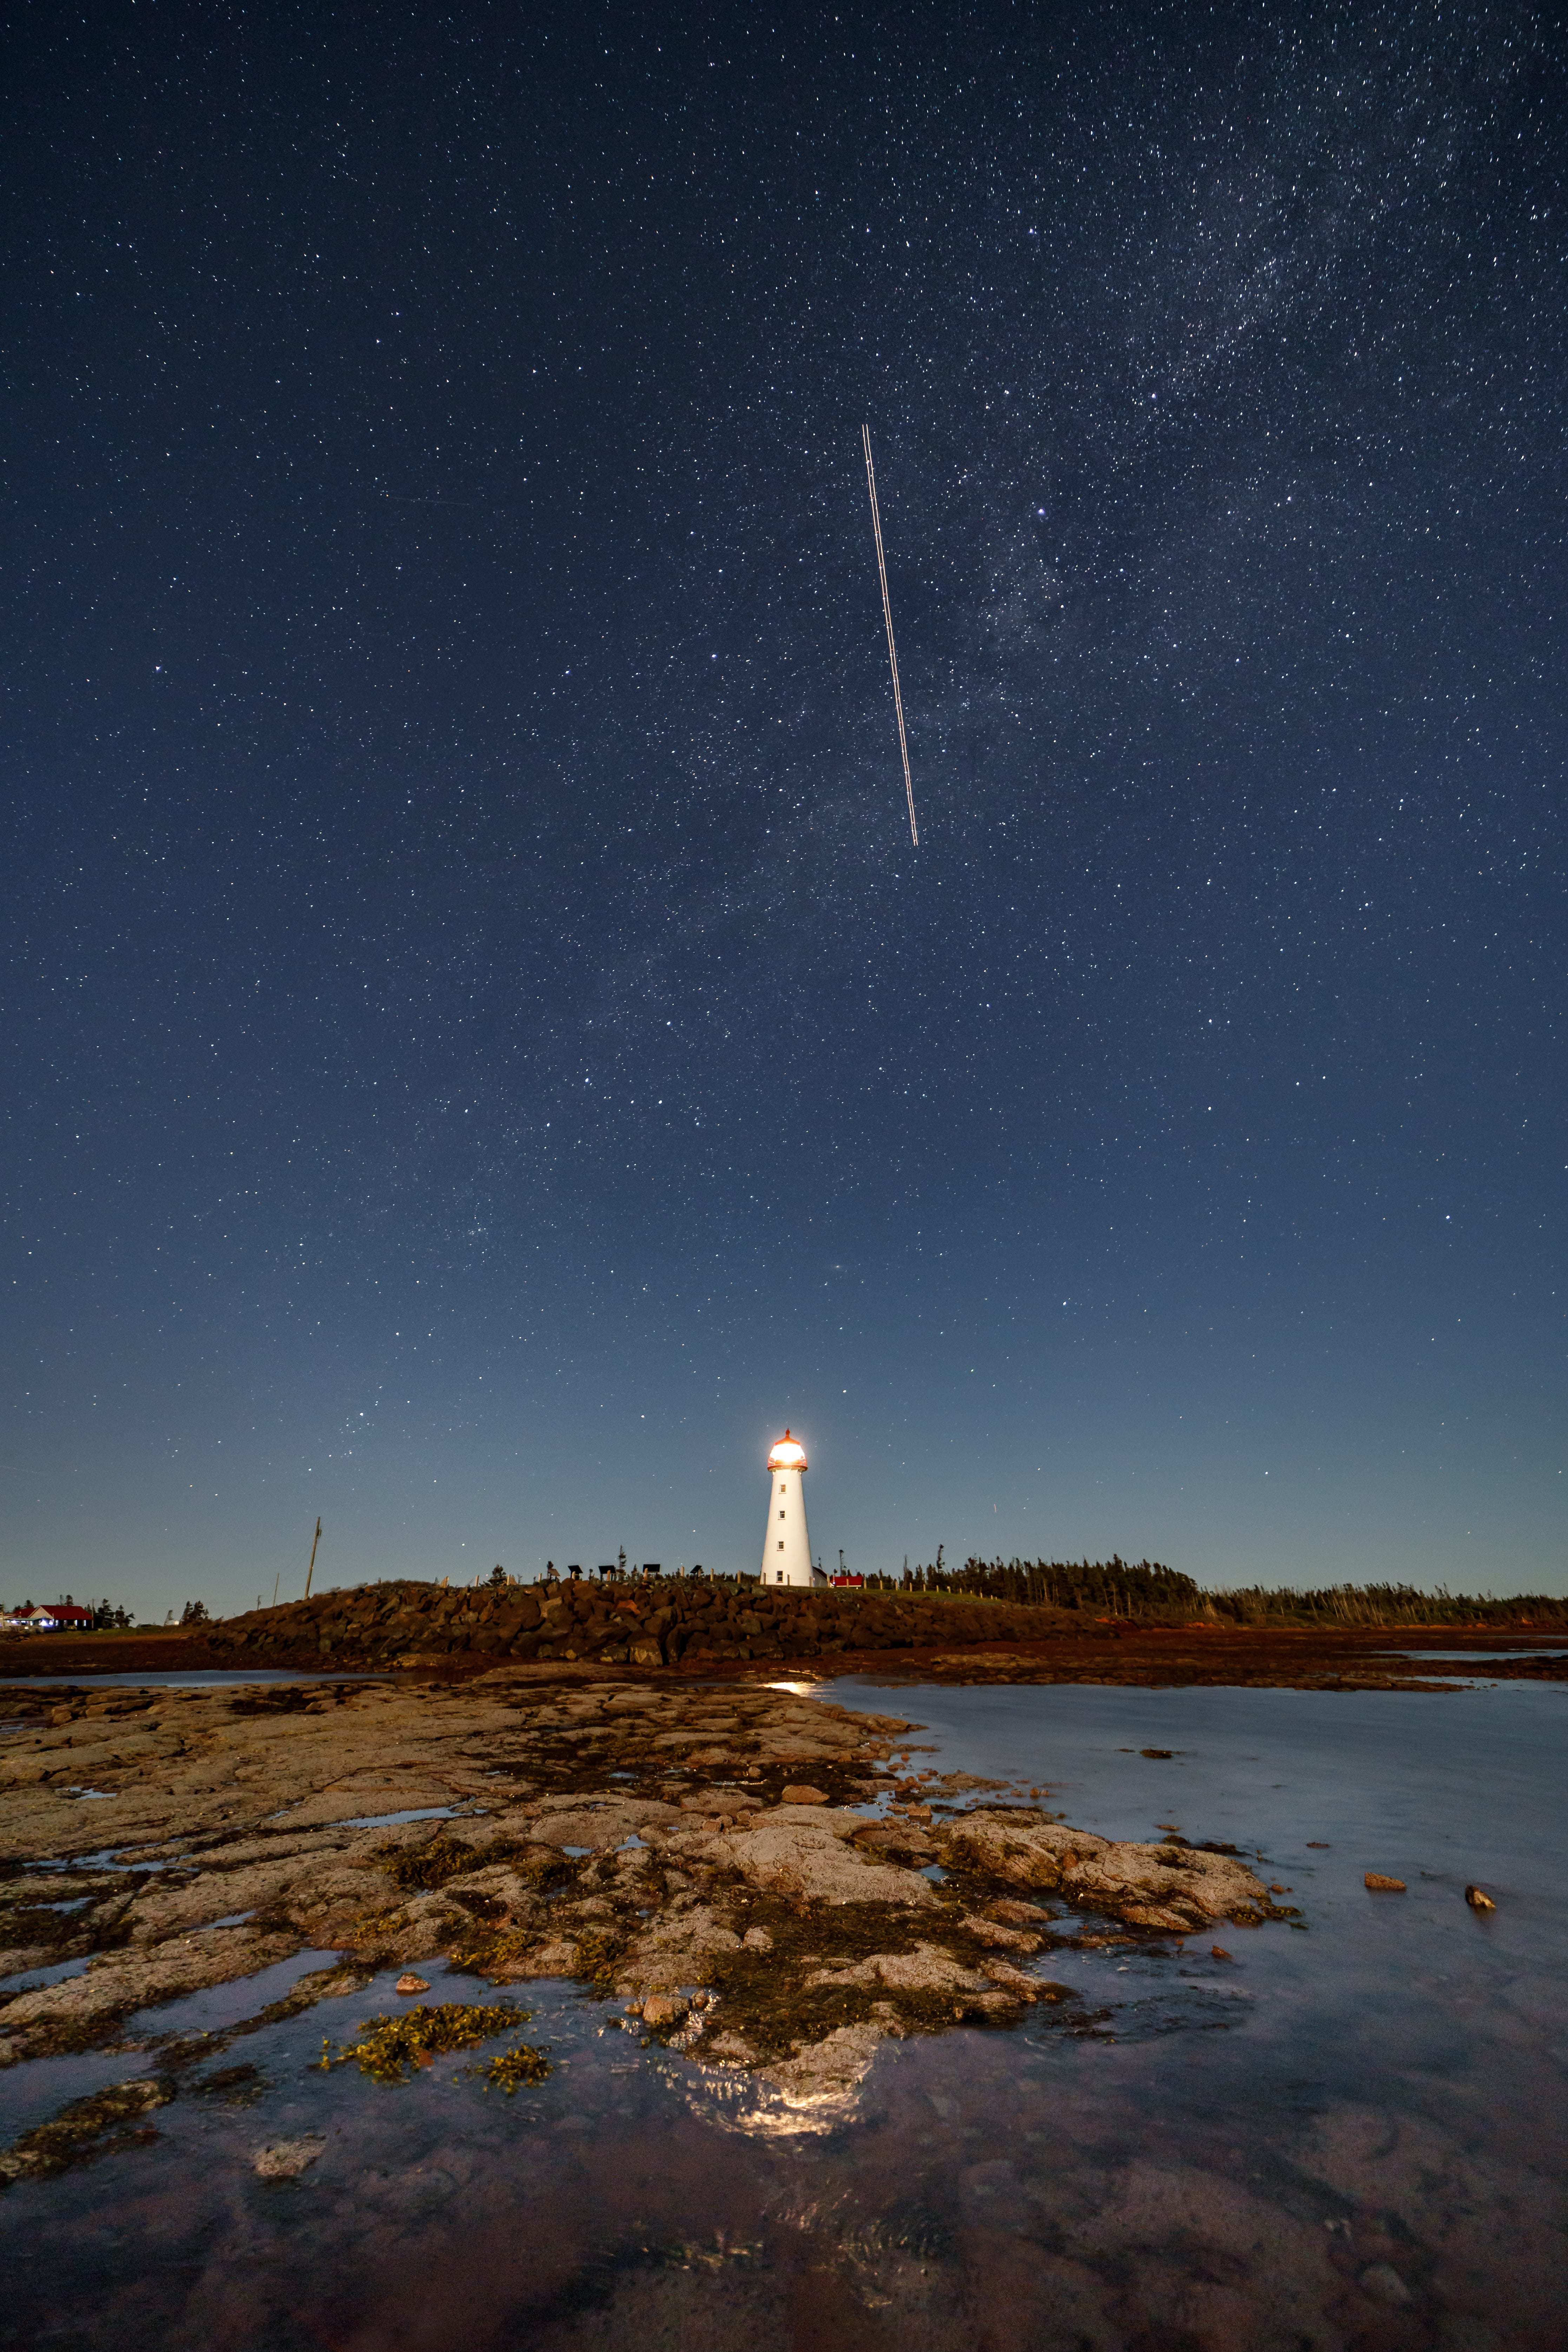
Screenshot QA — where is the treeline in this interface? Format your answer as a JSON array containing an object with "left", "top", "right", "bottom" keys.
[
  {"left": 1202, "top": 1582, "right": 1568, "bottom": 1629},
  {"left": 896, "top": 1555, "right": 1203, "bottom": 1615},
  {"left": 898, "top": 1559, "right": 1568, "bottom": 1629}
]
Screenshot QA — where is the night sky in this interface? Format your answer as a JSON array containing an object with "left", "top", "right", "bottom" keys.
[{"left": 5, "top": 2, "right": 1563, "bottom": 1619}]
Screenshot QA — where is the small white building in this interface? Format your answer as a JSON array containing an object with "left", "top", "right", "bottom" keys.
[{"left": 762, "top": 1429, "right": 816, "bottom": 1587}]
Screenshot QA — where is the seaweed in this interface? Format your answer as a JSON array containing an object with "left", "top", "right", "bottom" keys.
[
  {"left": 570, "top": 1926, "right": 627, "bottom": 1991},
  {"left": 318, "top": 1997, "right": 529, "bottom": 2083},
  {"left": 468, "top": 2042, "right": 552, "bottom": 2093},
  {"left": 443, "top": 1921, "right": 543, "bottom": 1976},
  {"left": 514, "top": 1850, "right": 579, "bottom": 1892},
  {"left": 697, "top": 1886, "right": 1047, "bottom": 2060},
  {"left": 378, "top": 1833, "right": 478, "bottom": 1892},
  {"left": 189, "top": 2062, "right": 265, "bottom": 2105},
  {"left": 0, "top": 2078, "right": 172, "bottom": 2187}
]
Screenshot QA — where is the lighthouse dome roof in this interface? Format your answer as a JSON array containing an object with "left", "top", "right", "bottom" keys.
[{"left": 766, "top": 1429, "right": 808, "bottom": 1472}]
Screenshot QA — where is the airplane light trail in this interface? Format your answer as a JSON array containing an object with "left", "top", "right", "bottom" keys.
[{"left": 862, "top": 423, "right": 920, "bottom": 848}]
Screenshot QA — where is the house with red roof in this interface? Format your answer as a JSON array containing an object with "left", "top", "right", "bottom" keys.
[{"left": 6, "top": 1598, "right": 95, "bottom": 1632}]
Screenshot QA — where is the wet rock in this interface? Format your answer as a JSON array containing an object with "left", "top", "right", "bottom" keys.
[
  {"left": 805, "top": 1943, "right": 990, "bottom": 2002},
  {"left": 856, "top": 1821, "right": 938, "bottom": 1862},
  {"left": 962, "top": 1914, "right": 1042, "bottom": 1953},
  {"left": 986, "top": 1898, "right": 1052, "bottom": 1925},
  {"left": 394, "top": 1973, "right": 429, "bottom": 1995},
  {"left": 620, "top": 1903, "right": 742, "bottom": 1993},
  {"left": 942, "top": 1810, "right": 1269, "bottom": 1930},
  {"left": 764, "top": 2018, "right": 887, "bottom": 2108},
  {"left": 1364, "top": 1872, "right": 1407, "bottom": 1892},
  {"left": 741, "top": 1926, "right": 773, "bottom": 1951},
  {"left": 1464, "top": 1884, "right": 1496, "bottom": 1911},
  {"left": 640, "top": 1992, "right": 688, "bottom": 2028},
  {"left": 681, "top": 1791, "right": 759, "bottom": 1819},
  {"left": 253, "top": 2135, "right": 326, "bottom": 2181},
  {"left": 1359, "top": 2261, "right": 1412, "bottom": 2306},
  {"left": 710, "top": 1807, "right": 938, "bottom": 1910},
  {"left": 489, "top": 1933, "right": 578, "bottom": 1980},
  {"left": 704, "top": 2028, "right": 757, "bottom": 2063},
  {"left": 977, "top": 1957, "right": 1039, "bottom": 2000},
  {"left": 780, "top": 1784, "right": 829, "bottom": 1805},
  {"left": 0, "top": 1925, "right": 304, "bottom": 2059},
  {"left": 0, "top": 2078, "right": 171, "bottom": 2186}
]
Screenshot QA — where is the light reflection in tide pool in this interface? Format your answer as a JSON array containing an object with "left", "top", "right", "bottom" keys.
[{"left": 0, "top": 1680, "right": 1562, "bottom": 2350}]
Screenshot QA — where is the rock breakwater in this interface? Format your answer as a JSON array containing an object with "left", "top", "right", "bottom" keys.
[{"left": 203, "top": 1577, "right": 1075, "bottom": 1672}]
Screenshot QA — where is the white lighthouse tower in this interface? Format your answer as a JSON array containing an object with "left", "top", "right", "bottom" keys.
[{"left": 762, "top": 1429, "right": 815, "bottom": 1587}]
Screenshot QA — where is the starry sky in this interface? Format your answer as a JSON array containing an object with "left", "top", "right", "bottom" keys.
[{"left": 5, "top": 1, "right": 1563, "bottom": 1618}]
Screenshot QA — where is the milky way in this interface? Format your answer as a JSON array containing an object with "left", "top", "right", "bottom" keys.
[{"left": 4, "top": 3, "right": 1562, "bottom": 1612}]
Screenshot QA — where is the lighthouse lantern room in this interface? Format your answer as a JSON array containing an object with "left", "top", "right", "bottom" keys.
[{"left": 762, "top": 1429, "right": 813, "bottom": 1587}]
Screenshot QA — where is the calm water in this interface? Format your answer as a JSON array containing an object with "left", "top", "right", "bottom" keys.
[
  {"left": 0, "top": 1669, "right": 388, "bottom": 1691},
  {"left": 1, "top": 1680, "right": 1563, "bottom": 2350}
]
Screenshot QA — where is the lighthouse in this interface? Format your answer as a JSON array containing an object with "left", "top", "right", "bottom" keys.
[{"left": 762, "top": 1429, "right": 814, "bottom": 1587}]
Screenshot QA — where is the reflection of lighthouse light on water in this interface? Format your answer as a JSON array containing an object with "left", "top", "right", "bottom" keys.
[{"left": 762, "top": 1430, "right": 815, "bottom": 1587}]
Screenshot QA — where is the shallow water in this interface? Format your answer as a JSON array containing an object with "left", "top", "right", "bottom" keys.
[
  {"left": 0, "top": 1955, "right": 90, "bottom": 1998},
  {"left": 1402, "top": 1647, "right": 1568, "bottom": 1662},
  {"left": 0, "top": 1668, "right": 387, "bottom": 1690},
  {"left": 1, "top": 1681, "right": 1563, "bottom": 2350}
]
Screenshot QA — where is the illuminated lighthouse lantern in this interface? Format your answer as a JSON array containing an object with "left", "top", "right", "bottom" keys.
[{"left": 763, "top": 1429, "right": 814, "bottom": 1587}]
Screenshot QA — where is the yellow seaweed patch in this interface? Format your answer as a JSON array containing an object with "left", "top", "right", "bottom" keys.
[
  {"left": 570, "top": 1926, "right": 626, "bottom": 1988},
  {"left": 468, "top": 2044, "right": 552, "bottom": 2094},
  {"left": 319, "top": 1999, "right": 530, "bottom": 2084},
  {"left": 444, "top": 1921, "right": 542, "bottom": 1974}
]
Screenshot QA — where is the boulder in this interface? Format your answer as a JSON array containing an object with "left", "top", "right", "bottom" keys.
[
  {"left": 805, "top": 1943, "right": 989, "bottom": 1999},
  {"left": 522, "top": 1797, "right": 681, "bottom": 1850},
  {"left": 941, "top": 1811, "right": 1268, "bottom": 1931},
  {"left": 709, "top": 1806, "right": 938, "bottom": 1909},
  {"left": 253, "top": 2135, "right": 326, "bottom": 2181}
]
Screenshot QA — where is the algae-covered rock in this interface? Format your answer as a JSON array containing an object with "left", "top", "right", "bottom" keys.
[
  {"left": 0, "top": 2078, "right": 171, "bottom": 2186},
  {"left": 253, "top": 2134, "right": 325, "bottom": 2180},
  {"left": 620, "top": 1902, "right": 743, "bottom": 1993},
  {"left": 0, "top": 1925, "right": 304, "bottom": 2057}
]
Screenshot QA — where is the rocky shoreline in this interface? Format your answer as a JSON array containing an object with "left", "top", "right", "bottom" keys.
[
  {"left": 9, "top": 1582, "right": 1564, "bottom": 1691},
  {"left": 0, "top": 1667, "right": 1291, "bottom": 2170}
]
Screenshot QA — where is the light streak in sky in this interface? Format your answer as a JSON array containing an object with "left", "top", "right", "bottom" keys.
[{"left": 862, "top": 423, "right": 919, "bottom": 848}]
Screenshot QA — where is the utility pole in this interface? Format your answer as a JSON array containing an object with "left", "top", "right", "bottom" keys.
[
  {"left": 304, "top": 1517, "right": 322, "bottom": 1600},
  {"left": 272, "top": 1574, "right": 280, "bottom": 1608}
]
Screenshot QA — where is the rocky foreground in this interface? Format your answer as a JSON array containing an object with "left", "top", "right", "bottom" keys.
[{"left": 0, "top": 1669, "right": 1289, "bottom": 2162}]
